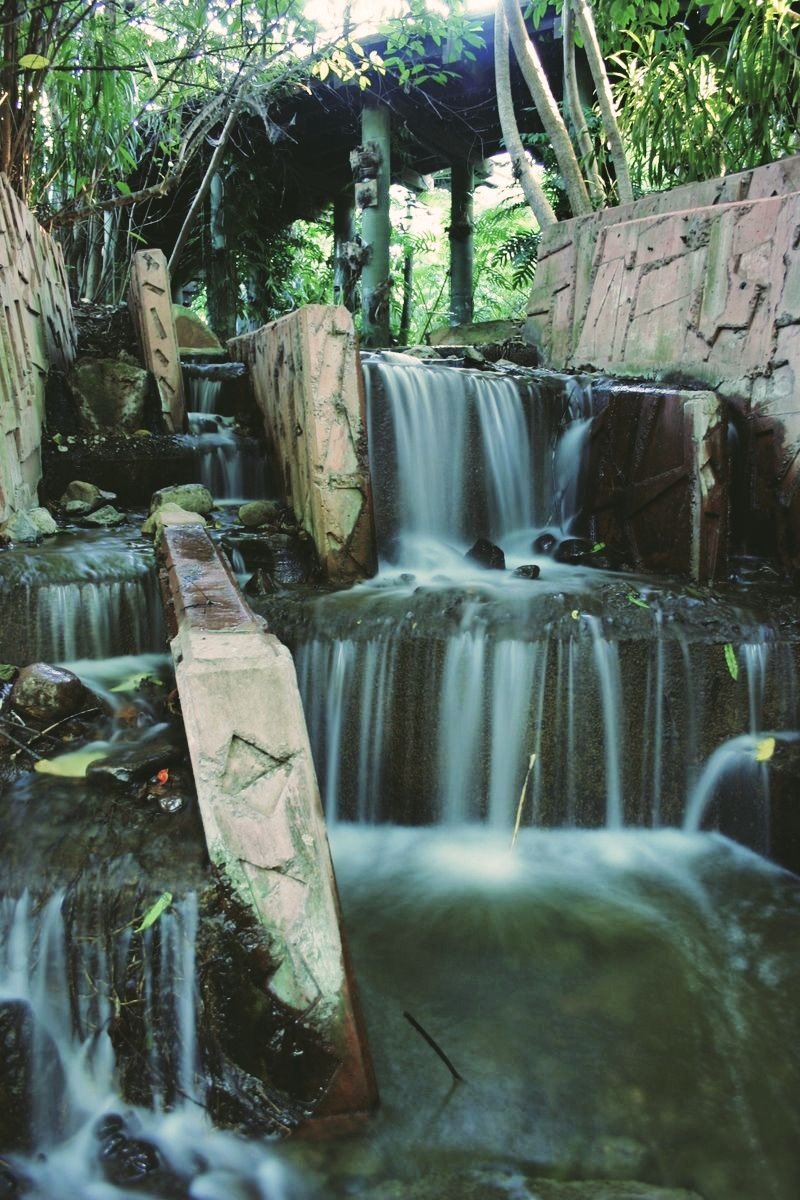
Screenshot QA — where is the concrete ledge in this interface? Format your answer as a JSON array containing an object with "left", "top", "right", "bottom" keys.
[
  {"left": 230, "top": 306, "right": 377, "bottom": 583},
  {"left": 157, "top": 517, "right": 377, "bottom": 1124}
]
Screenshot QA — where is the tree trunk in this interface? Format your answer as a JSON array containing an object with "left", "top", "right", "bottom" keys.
[
  {"left": 569, "top": 0, "right": 633, "bottom": 204},
  {"left": 501, "top": 0, "right": 591, "bottom": 217},
  {"left": 562, "top": 2, "right": 605, "bottom": 208},
  {"left": 494, "top": 2, "right": 557, "bottom": 230}
]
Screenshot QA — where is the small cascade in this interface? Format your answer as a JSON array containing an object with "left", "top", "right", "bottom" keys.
[
  {"left": 362, "top": 355, "right": 592, "bottom": 568},
  {"left": 0, "top": 532, "right": 164, "bottom": 661},
  {"left": 283, "top": 357, "right": 800, "bottom": 845},
  {"left": 184, "top": 376, "right": 267, "bottom": 502}
]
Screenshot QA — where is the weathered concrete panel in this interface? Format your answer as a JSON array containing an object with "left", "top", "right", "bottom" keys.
[
  {"left": 128, "top": 249, "right": 185, "bottom": 432},
  {"left": 0, "top": 174, "right": 76, "bottom": 526},
  {"left": 230, "top": 305, "right": 376, "bottom": 583},
  {"left": 157, "top": 517, "right": 377, "bottom": 1124},
  {"left": 525, "top": 155, "right": 800, "bottom": 572},
  {"left": 586, "top": 384, "right": 728, "bottom": 582}
]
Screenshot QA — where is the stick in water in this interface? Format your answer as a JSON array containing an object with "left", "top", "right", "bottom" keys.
[
  {"left": 403, "top": 1011, "right": 465, "bottom": 1083},
  {"left": 511, "top": 752, "right": 537, "bottom": 849}
]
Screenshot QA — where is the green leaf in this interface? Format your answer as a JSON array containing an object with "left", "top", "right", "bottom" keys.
[
  {"left": 19, "top": 54, "right": 50, "bottom": 70},
  {"left": 724, "top": 643, "right": 739, "bottom": 680},
  {"left": 591, "top": 542, "right": 606, "bottom": 553},
  {"left": 0, "top": 663, "right": 16, "bottom": 682},
  {"left": 626, "top": 592, "right": 650, "bottom": 609},
  {"left": 115, "top": 180, "right": 131, "bottom": 196},
  {"left": 110, "top": 671, "right": 160, "bottom": 692},
  {"left": 136, "top": 891, "right": 173, "bottom": 933}
]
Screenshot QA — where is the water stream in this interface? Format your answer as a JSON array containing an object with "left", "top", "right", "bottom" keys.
[
  {"left": 184, "top": 378, "right": 267, "bottom": 502},
  {"left": 2, "top": 353, "right": 799, "bottom": 1198}
]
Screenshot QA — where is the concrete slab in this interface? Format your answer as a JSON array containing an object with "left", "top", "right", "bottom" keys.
[{"left": 157, "top": 516, "right": 377, "bottom": 1126}]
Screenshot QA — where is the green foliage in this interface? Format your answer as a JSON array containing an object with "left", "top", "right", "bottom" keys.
[{"left": 597, "top": 0, "right": 800, "bottom": 188}]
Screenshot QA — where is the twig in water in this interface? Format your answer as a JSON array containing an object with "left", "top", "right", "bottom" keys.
[
  {"left": 0, "top": 722, "right": 42, "bottom": 760},
  {"left": 403, "top": 1010, "right": 465, "bottom": 1083},
  {"left": 511, "top": 752, "right": 537, "bottom": 849}
]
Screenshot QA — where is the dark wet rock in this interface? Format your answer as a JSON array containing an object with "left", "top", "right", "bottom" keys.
[
  {"left": 68, "top": 357, "right": 150, "bottom": 435},
  {"left": 465, "top": 538, "right": 506, "bottom": 570},
  {"left": 86, "top": 737, "right": 185, "bottom": 790},
  {"left": 0, "top": 1164, "right": 26, "bottom": 1199},
  {"left": 359, "top": 1169, "right": 703, "bottom": 1200},
  {"left": 0, "top": 1001, "right": 34, "bottom": 1152},
  {"left": 96, "top": 1118, "right": 163, "bottom": 1188},
  {"left": 150, "top": 483, "right": 214, "bottom": 517},
  {"left": 533, "top": 532, "right": 557, "bottom": 555},
  {"left": 554, "top": 537, "right": 594, "bottom": 564},
  {"left": 238, "top": 500, "right": 282, "bottom": 528},
  {"left": 11, "top": 664, "right": 91, "bottom": 724},
  {"left": 81, "top": 504, "right": 126, "bottom": 528},
  {"left": 0, "top": 1000, "right": 66, "bottom": 1154},
  {"left": 513, "top": 563, "right": 541, "bottom": 580}
]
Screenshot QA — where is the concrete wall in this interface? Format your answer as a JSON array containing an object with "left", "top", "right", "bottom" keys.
[
  {"left": 230, "top": 306, "right": 376, "bottom": 583},
  {"left": 0, "top": 174, "right": 76, "bottom": 525},
  {"left": 526, "top": 155, "right": 800, "bottom": 570}
]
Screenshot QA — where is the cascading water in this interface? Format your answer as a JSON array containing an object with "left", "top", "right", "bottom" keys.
[
  {"left": 184, "top": 377, "right": 267, "bottom": 502},
  {"left": 0, "top": 530, "right": 164, "bottom": 661}
]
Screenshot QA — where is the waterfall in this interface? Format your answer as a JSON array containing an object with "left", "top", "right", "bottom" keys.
[
  {"left": 362, "top": 355, "right": 592, "bottom": 567},
  {"left": 184, "top": 377, "right": 267, "bottom": 502},
  {"left": 288, "top": 358, "right": 800, "bottom": 843}
]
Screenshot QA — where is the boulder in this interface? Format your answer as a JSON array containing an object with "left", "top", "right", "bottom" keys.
[
  {"left": 172, "top": 304, "right": 222, "bottom": 350},
  {"left": 11, "top": 663, "right": 92, "bottom": 724},
  {"left": 81, "top": 504, "right": 126, "bottom": 528},
  {"left": 59, "top": 481, "right": 116, "bottom": 514},
  {"left": 27, "top": 507, "right": 59, "bottom": 536},
  {"left": 149, "top": 483, "right": 214, "bottom": 516},
  {"left": 141, "top": 502, "right": 208, "bottom": 539},
  {"left": 238, "top": 500, "right": 283, "bottom": 528},
  {"left": 465, "top": 538, "right": 506, "bottom": 570},
  {"left": 429, "top": 319, "right": 522, "bottom": 347},
  {"left": 68, "top": 357, "right": 151, "bottom": 435},
  {"left": 0, "top": 511, "right": 41, "bottom": 544}
]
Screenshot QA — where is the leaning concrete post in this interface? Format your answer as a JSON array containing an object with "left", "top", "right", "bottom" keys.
[
  {"left": 156, "top": 515, "right": 378, "bottom": 1127},
  {"left": 449, "top": 158, "right": 475, "bottom": 326},
  {"left": 359, "top": 102, "right": 392, "bottom": 346},
  {"left": 128, "top": 249, "right": 186, "bottom": 432}
]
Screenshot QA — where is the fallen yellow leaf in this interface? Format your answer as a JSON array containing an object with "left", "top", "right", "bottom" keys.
[
  {"left": 33, "top": 744, "right": 108, "bottom": 778},
  {"left": 754, "top": 737, "right": 776, "bottom": 763}
]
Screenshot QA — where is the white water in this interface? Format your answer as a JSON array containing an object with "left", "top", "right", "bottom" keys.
[
  {"left": 362, "top": 355, "right": 593, "bottom": 570},
  {"left": 0, "top": 893, "right": 302, "bottom": 1198},
  {"left": 184, "top": 378, "right": 267, "bottom": 502}
]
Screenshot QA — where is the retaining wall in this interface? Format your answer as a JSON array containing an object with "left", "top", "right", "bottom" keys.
[
  {"left": 230, "top": 306, "right": 376, "bottom": 582},
  {"left": 525, "top": 155, "right": 800, "bottom": 571},
  {"left": 0, "top": 175, "right": 76, "bottom": 525}
]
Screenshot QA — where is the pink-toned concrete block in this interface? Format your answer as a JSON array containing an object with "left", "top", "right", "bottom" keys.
[
  {"left": 157, "top": 518, "right": 378, "bottom": 1125},
  {"left": 128, "top": 249, "right": 185, "bottom": 433},
  {"left": 230, "top": 306, "right": 377, "bottom": 583}
]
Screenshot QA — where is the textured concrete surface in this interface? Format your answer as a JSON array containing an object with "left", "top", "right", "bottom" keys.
[
  {"left": 585, "top": 383, "right": 728, "bottom": 582},
  {"left": 526, "top": 155, "right": 800, "bottom": 571},
  {"left": 157, "top": 516, "right": 377, "bottom": 1123},
  {"left": 230, "top": 305, "right": 376, "bottom": 582},
  {"left": 0, "top": 176, "right": 76, "bottom": 526},
  {"left": 128, "top": 249, "right": 185, "bottom": 432}
]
